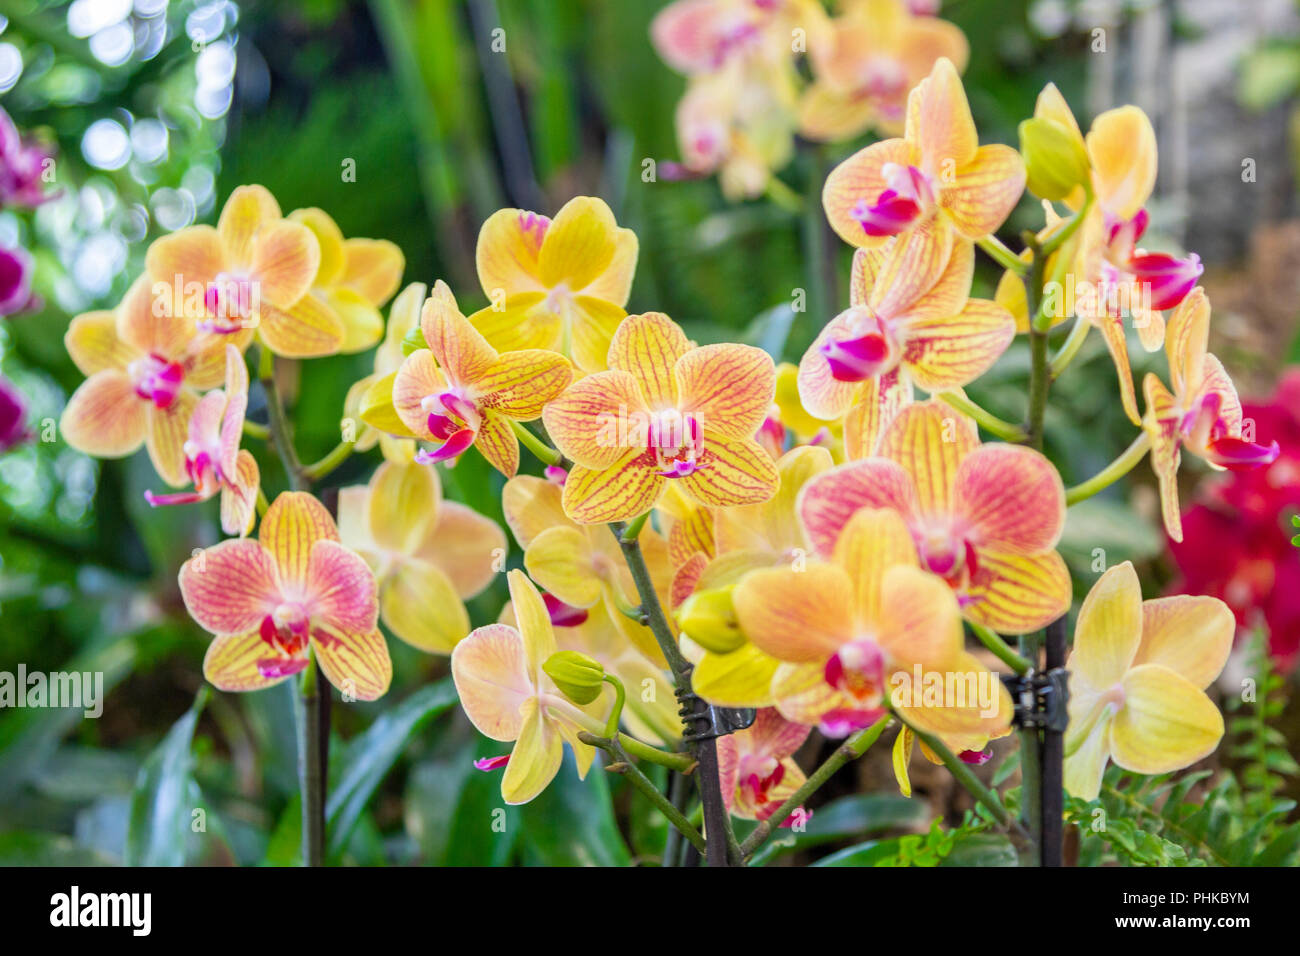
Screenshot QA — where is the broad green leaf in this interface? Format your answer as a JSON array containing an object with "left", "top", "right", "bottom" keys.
[{"left": 125, "top": 687, "right": 208, "bottom": 867}]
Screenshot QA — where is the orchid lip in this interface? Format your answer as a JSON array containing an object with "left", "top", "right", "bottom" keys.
[
  {"left": 473, "top": 754, "right": 511, "bottom": 772},
  {"left": 1206, "top": 437, "right": 1281, "bottom": 471},
  {"left": 414, "top": 426, "right": 477, "bottom": 464},
  {"left": 1128, "top": 251, "right": 1203, "bottom": 311},
  {"left": 822, "top": 331, "right": 891, "bottom": 382}
]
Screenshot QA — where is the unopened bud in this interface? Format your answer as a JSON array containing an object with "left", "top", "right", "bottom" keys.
[
  {"left": 677, "top": 587, "right": 745, "bottom": 654},
  {"left": 1018, "top": 117, "right": 1090, "bottom": 202},
  {"left": 542, "top": 650, "right": 605, "bottom": 705}
]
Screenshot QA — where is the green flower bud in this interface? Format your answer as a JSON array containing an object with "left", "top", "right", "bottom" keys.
[
  {"left": 543, "top": 651, "right": 605, "bottom": 705},
  {"left": 1018, "top": 117, "right": 1090, "bottom": 202},
  {"left": 677, "top": 587, "right": 745, "bottom": 654},
  {"left": 401, "top": 323, "right": 428, "bottom": 356}
]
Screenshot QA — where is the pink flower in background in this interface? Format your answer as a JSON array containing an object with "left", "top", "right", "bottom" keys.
[
  {"left": 0, "top": 107, "right": 56, "bottom": 208},
  {"left": 0, "top": 246, "right": 38, "bottom": 317},
  {"left": 1169, "top": 369, "right": 1300, "bottom": 669},
  {"left": 0, "top": 376, "right": 30, "bottom": 452}
]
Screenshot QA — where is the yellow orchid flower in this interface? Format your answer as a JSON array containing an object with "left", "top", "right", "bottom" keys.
[
  {"left": 716, "top": 707, "right": 810, "bottom": 822},
  {"left": 392, "top": 280, "right": 573, "bottom": 476},
  {"left": 732, "top": 506, "right": 1012, "bottom": 750},
  {"left": 288, "top": 207, "right": 404, "bottom": 354},
  {"left": 799, "top": 400, "right": 1070, "bottom": 634},
  {"left": 146, "top": 185, "right": 344, "bottom": 358},
  {"left": 338, "top": 460, "right": 505, "bottom": 654},
  {"left": 822, "top": 58, "right": 1025, "bottom": 250},
  {"left": 799, "top": 0, "right": 968, "bottom": 143},
  {"left": 1143, "top": 288, "right": 1279, "bottom": 542},
  {"left": 451, "top": 570, "right": 607, "bottom": 805},
  {"left": 178, "top": 492, "right": 391, "bottom": 700},
  {"left": 60, "top": 275, "right": 247, "bottom": 486},
  {"left": 467, "top": 197, "right": 637, "bottom": 374},
  {"left": 501, "top": 473, "right": 673, "bottom": 667},
  {"left": 346, "top": 281, "right": 426, "bottom": 461},
  {"left": 1064, "top": 561, "right": 1233, "bottom": 800},
  {"left": 542, "top": 311, "right": 779, "bottom": 523}
]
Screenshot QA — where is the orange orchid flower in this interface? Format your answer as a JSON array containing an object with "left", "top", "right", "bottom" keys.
[
  {"left": 179, "top": 492, "right": 391, "bottom": 700},
  {"left": 60, "top": 275, "right": 245, "bottom": 486},
  {"left": 799, "top": 400, "right": 1070, "bottom": 634},
  {"left": 392, "top": 280, "right": 573, "bottom": 477},
  {"left": 143, "top": 344, "right": 260, "bottom": 537},
  {"left": 823, "top": 57, "right": 1025, "bottom": 249}
]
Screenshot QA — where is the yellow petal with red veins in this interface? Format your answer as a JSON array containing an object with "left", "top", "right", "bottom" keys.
[
  {"left": 369, "top": 460, "right": 440, "bottom": 556},
  {"left": 478, "top": 349, "right": 573, "bottom": 420},
  {"left": 680, "top": 437, "right": 779, "bottom": 508},
  {"left": 832, "top": 508, "right": 918, "bottom": 626},
  {"left": 339, "top": 238, "right": 404, "bottom": 305},
  {"left": 306, "top": 539, "right": 379, "bottom": 635},
  {"left": 65, "top": 310, "right": 134, "bottom": 375},
  {"left": 676, "top": 343, "right": 775, "bottom": 441},
  {"left": 963, "top": 549, "right": 1071, "bottom": 634},
  {"left": 1111, "top": 664, "right": 1223, "bottom": 774},
  {"left": 1086, "top": 106, "right": 1156, "bottom": 220},
  {"left": 221, "top": 450, "right": 260, "bottom": 538},
  {"left": 203, "top": 630, "right": 291, "bottom": 693},
  {"left": 60, "top": 371, "right": 148, "bottom": 458},
  {"left": 501, "top": 697, "right": 563, "bottom": 805},
  {"left": 1142, "top": 373, "right": 1184, "bottom": 541},
  {"left": 941, "top": 144, "right": 1026, "bottom": 239},
  {"left": 910, "top": 57, "right": 978, "bottom": 170},
  {"left": 146, "top": 225, "right": 223, "bottom": 296},
  {"left": 474, "top": 411, "right": 520, "bottom": 477},
  {"left": 842, "top": 373, "right": 912, "bottom": 460},
  {"left": 1094, "top": 310, "right": 1140, "bottom": 425},
  {"left": 381, "top": 560, "right": 470, "bottom": 654},
  {"left": 539, "top": 196, "right": 619, "bottom": 291},
  {"left": 258, "top": 293, "right": 345, "bottom": 358},
  {"left": 732, "top": 563, "right": 853, "bottom": 663},
  {"left": 147, "top": 390, "right": 197, "bottom": 487},
  {"left": 476, "top": 208, "right": 547, "bottom": 297},
  {"left": 879, "top": 399, "right": 977, "bottom": 518},
  {"left": 218, "top": 185, "right": 281, "bottom": 267},
  {"left": 543, "top": 370, "right": 649, "bottom": 469},
  {"left": 822, "top": 137, "right": 912, "bottom": 247},
  {"left": 421, "top": 280, "right": 497, "bottom": 383},
  {"left": 1133, "top": 596, "right": 1233, "bottom": 690},
  {"left": 179, "top": 539, "right": 280, "bottom": 635},
  {"left": 562, "top": 453, "right": 664, "bottom": 524},
  {"left": 954, "top": 442, "right": 1065, "bottom": 553},
  {"left": 1070, "top": 561, "right": 1142, "bottom": 689},
  {"left": 607, "top": 311, "right": 691, "bottom": 407},
  {"left": 451, "top": 622, "right": 533, "bottom": 739},
  {"left": 260, "top": 491, "right": 340, "bottom": 589},
  {"left": 391, "top": 349, "right": 446, "bottom": 440},
  {"left": 502, "top": 475, "right": 571, "bottom": 547},
  {"left": 250, "top": 219, "right": 321, "bottom": 309},
  {"left": 314, "top": 627, "right": 392, "bottom": 701},
  {"left": 870, "top": 220, "right": 956, "bottom": 319},
  {"left": 525, "top": 526, "right": 604, "bottom": 608},
  {"left": 904, "top": 299, "right": 1016, "bottom": 392},
  {"left": 693, "top": 643, "right": 780, "bottom": 708},
  {"left": 798, "top": 457, "right": 918, "bottom": 556},
  {"left": 289, "top": 207, "right": 346, "bottom": 286},
  {"left": 1164, "top": 287, "right": 1209, "bottom": 399},
  {"left": 421, "top": 501, "right": 507, "bottom": 599}
]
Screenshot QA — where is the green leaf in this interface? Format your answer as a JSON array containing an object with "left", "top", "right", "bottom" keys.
[
  {"left": 939, "top": 832, "right": 1018, "bottom": 867},
  {"left": 0, "top": 831, "right": 117, "bottom": 866},
  {"left": 811, "top": 838, "right": 905, "bottom": 867},
  {"left": 518, "top": 753, "right": 630, "bottom": 866},
  {"left": 750, "top": 793, "right": 930, "bottom": 865},
  {"left": 125, "top": 687, "right": 208, "bottom": 867},
  {"left": 1239, "top": 47, "right": 1300, "bottom": 111},
  {"left": 405, "top": 732, "right": 519, "bottom": 867},
  {"left": 325, "top": 679, "right": 458, "bottom": 860}
]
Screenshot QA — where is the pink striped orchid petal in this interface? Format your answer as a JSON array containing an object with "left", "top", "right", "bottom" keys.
[
  {"left": 953, "top": 443, "right": 1065, "bottom": 554},
  {"left": 312, "top": 626, "right": 392, "bottom": 701},
  {"left": 306, "top": 539, "right": 379, "bottom": 635},
  {"left": 798, "top": 457, "right": 919, "bottom": 556},
  {"left": 179, "top": 539, "right": 281, "bottom": 635}
]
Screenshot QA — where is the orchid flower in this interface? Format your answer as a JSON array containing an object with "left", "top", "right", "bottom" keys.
[
  {"left": 392, "top": 280, "right": 572, "bottom": 476},
  {"left": 0, "top": 245, "right": 37, "bottom": 317},
  {"left": 733, "top": 506, "right": 1012, "bottom": 749},
  {"left": 1064, "top": 562, "right": 1232, "bottom": 800},
  {"left": 338, "top": 460, "right": 505, "bottom": 654},
  {"left": 651, "top": 0, "right": 804, "bottom": 75},
  {"left": 799, "top": 0, "right": 968, "bottom": 143},
  {"left": 346, "top": 282, "right": 427, "bottom": 461},
  {"left": 179, "top": 491, "right": 391, "bottom": 700},
  {"left": 146, "top": 184, "right": 338, "bottom": 358},
  {"left": 717, "top": 707, "right": 810, "bottom": 822},
  {"left": 144, "top": 344, "right": 261, "bottom": 537},
  {"left": 1144, "top": 288, "right": 1279, "bottom": 542},
  {"left": 60, "top": 275, "right": 245, "bottom": 486},
  {"left": 0, "top": 106, "right": 56, "bottom": 207},
  {"left": 823, "top": 57, "right": 1025, "bottom": 249},
  {"left": 0, "top": 375, "right": 30, "bottom": 453},
  {"left": 543, "top": 311, "right": 779, "bottom": 523},
  {"left": 799, "top": 400, "right": 1070, "bottom": 633},
  {"left": 467, "top": 197, "right": 638, "bottom": 374},
  {"left": 452, "top": 570, "right": 609, "bottom": 805}
]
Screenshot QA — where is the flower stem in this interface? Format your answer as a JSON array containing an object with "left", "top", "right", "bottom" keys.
[
  {"left": 242, "top": 419, "right": 269, "bottom": 440},
  {"left": 302, "top": 440, "right": 355, "bottom": 483},
  {"left": 1049, "top": 313, "right": 1091, "bottom": 379},
  {"left": 509, "top": 419, "right": 563, "bottom": 467},
  {"left": 256, "top": 488, "right": 270, "bottom": 518},
  {"left": 1064, "top": 432, "right": 1151, "bottom": 505},
  {"left": 259, "top": 347, "right": 306, "bottom": 492},
  {"left": 620, "top": 510, "right": 650, "bottom": 544},
  {"left": 969, "top": 621, "right": 1032, "bottom": 675},
  {"left": 295, "top": 659, "right": 326, "bottom": 866},
  {"left": 739, "top": 713, "right": 892, "bottom": 860},
  {"left": 765, "top": 175, "right": 804, "bottom": 214},
  {"left": 977, "top": 234, "right": 1026, "bottom": 274},
  {"left": 935, "top": 390, "right": 1028, "bottom": 443}
]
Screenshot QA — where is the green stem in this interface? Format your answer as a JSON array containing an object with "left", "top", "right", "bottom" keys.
[
  {"left": 1023, "top": 237, "right": 1050, "bottom": 450},
  {"left": 740, "top": 714, "right": 892, "bottom": 859},
  {"left": 765, "top": 175, "right": 804, "bottom": 214},
  {"left": 935, "top": 390, "right": 1028, "bottom": 443},
  {"left": 509, "top": 419, "right": 564, "bottom": 467},
  {"left": 1037, "top": 198, "right": 1090, "bottom": 259},
  {"left": 259, "top": 347, "right": 306, "bottom": 492},
  {"left": 969, "top": 622, "right": 1031, "bottom": 675},
  {"left": 602, "top": 675, "right": 626, "bottom": 739},
  {"left": 1065, "top": 432, "right": 1152, "bottom": 505},
  {"left": 256, "top": 488, "right": 270, "bottom": 518},
  {"left": 1049, "top": 314, "right": 1091, "bottom": 379},
  {"left": 302, "top": 440, "right": 355, "bottom": 483},
  {"left": 295, "top": 659, "right": 325, "bottom": 866},
  {"left": 242, "top": 419, "right": 270, "bottom": 440},
  {"left": 977, "top": 234, "right": 1027, "bottom": 274},
  {"left": 620, "top": 510, "right": 650, "bottom": 544}
]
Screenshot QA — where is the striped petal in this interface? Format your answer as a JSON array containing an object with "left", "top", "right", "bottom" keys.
[
  {"left": 676, "top": 343, "right": 775, "bottom": 440},
  {"left": 313, "top": 626, "right": 392, "bottom": 701},
  {"left": 147, "top": 390, "right": 197, "bottom": 487},
  {"left": 258, "top": 292, "right": 345, "bottom": 358},
  {"left": 260, "top": 491, "right": 340, "bottom": 589},
  {"left": 909, "top": 57, "right": 978, "bottom": 170},
  {"left": 473, "top": 411, "right": 520, "bottom": 477},
  {"left": 798, "top": 457, "right": 919, "bottom": 556},
  {"left": 842, "top": 371, "right": 911, "bottom": 460},
  {"left": 1111, "top": 665, "right": 1222, "bottom": 775},
  {"left": 797, "top": 313, "right": 870, "bottom": 421},
  {"left": 1086, "top": 106, "right": 1156, "bottom": 220},
  {"left": 679, "top": 437, "right": 779, "bottom": 508},
  {"left": 421, "top": 280, "right": 497, "bottom": 384},
  {"left": 539, "top": 196, "right": 620, "bottom": 291},
  {"left": 218, "top": 185, "right": 281, "bottom": 267},
  {"left": 179, "top": 539, "right": 280, "bottom": 635},
  {"left": 561, "top": 453, "right": 664, "bottom": 524},
  {"left": 307, "top": 539, "right": 379, "bottom": 635},
  {"left": 220, "top": 450, "right": 260, "bottom": 538},
  {"left": 879, "top": 399, "right": 977, "bottom": 518},
  {"left": 542, "top": 369, "right": 648, "bottom": 469},
  {"left": 1142, "top": 373, "right": 1184, "bottom": 541},
  {"left": 381, "top": 560, "right": 470, "bottom": 654},
  {"left": 203, "top": 630, "right": 293, "bottom": 693},
  {"left": 732, "top": 563, "right": 854, "bottom": 663},
  {"left": 452, "top": 622, "right": 533, "bottom": 740},
  {"left": 608, "top": 311, "right": 691, "bottom": 407},
  {"left": 476, "top": 208, "right": 547, "bottom": 297},
  {"left": 391, "top": 349, "right": 448, "bottom": 440},
  {"left": 954, "top": 443, "right": 1065, "bottom": 553},
  {"left": 1133, "top": 596, "right": 1233, "bottom": 690},
  {"left": 249, "top": 219, "right": 320, "bottom": 309},
  {"left": 870, "top": 220, "right": 956, "bottom": 319},
  {"left": 940, "top": 144, "right": 1026, "bottom": 239},
  {"left": 65, "top": 310, "right": 133, "bottom": 376},
  {"left": 1095, "top": 308, "right": 1140, "bottom": 426},
  {"left": 903, "top": 299, "right": 1016, "bottom": 392},
  {"left": 1165, "top": 287, "right": 1209, "bottom": 399},
  {"left": 823, "top": 137, "right": 913, "bottom": 248},
  {"left": 1070, "top": 562, "right": 1142, "bottom": 690},
  {"left": 477, "top": 349, "right": 573, "bottom": 419},
  {"left": 59, "top": 371, "right": 147, "bottom": 459},
  {"left": 501, "top": 697, "right": 563, "bottom": 805},
  {"left": 963, "top": 549, "right": 1071, "bottom": 634}
]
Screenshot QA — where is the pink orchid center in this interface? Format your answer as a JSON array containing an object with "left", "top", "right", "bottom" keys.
[
  {"left": 257, "top": 602, "right": 312, "bottom": 679},
  {"left": 1101, "top": 682, "right": 1127, "bottom": 713},
  {"left": 648, "top": 409, "right": 705, "bottom": 478},
  {"left": 128, "top": 353, "right": 185, "bottom": 409},
  {"left": 825, "top": 639, "right": 886, "bottom": 705},
  {"left": 850, "top": 163, "right": 933, "bottom": 237},
  {"left": 856, "top": 57, "right": 907, "bottom": 100},
  {"left": 203, "top": 273, "right": 257, "bottom": 334},
  {"left": 821, "top": 307, "right": 899, "bottom": 382},
  {"left": 738, "top": 753, "right": 784, "bottom": 809},
  {"left": 917, "top": 529, "right": 979, "bottom": 589}
]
